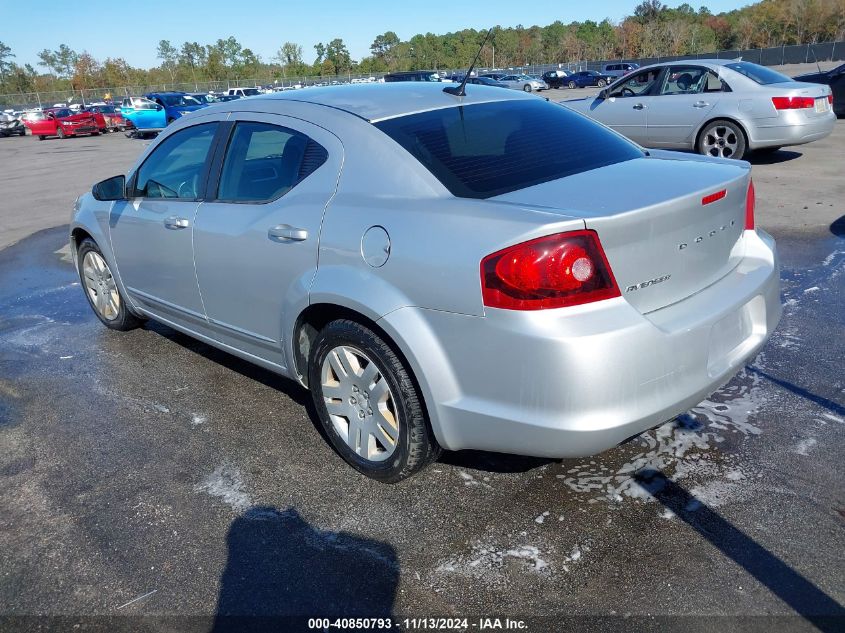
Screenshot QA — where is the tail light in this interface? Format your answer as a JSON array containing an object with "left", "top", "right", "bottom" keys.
[
  {"left": 745, "top": 179, "right": 755, "bottom": 231},
  {"left": 481, "top": 230, "right": 620, "bottom": 310},
  {"left": 828, "top": 94, "right": 834, "bottom": 105},
  {"left": 771, "top": 96, "right": 815, "bottom": 110}
]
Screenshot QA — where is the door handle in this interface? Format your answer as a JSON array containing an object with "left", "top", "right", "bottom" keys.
[
  {"left": 632, "top": 103, "right": 645, "bottom": 110},
  {"left": 693, "top": 101, "right": 710, "bottom": 108},
  {"left": 268, "top": 225, "right": 308, "bottom": 241},
  {"left": 164, "top": 216, "right": 189, "bottom": 229}
]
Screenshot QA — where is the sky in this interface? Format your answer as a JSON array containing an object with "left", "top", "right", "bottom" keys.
[{"left": 4, "top": 0, "right": 749, "bottom": 69}]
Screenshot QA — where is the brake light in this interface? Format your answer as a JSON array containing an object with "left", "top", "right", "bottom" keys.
[
  {"left": 828, "top": 94, "right": 834, "bottom": 105},
  {"left": 771, "top": 96, "right": 815, "bottom": 110},
  {"left": 702, "top": 189, "right": 726, "bottom": 205},
  {"left": 481, "top": 230, "right": 620, "bottom": 310},
  {"left": 745, "top": 179, "right": 755, "bottom": 231}
]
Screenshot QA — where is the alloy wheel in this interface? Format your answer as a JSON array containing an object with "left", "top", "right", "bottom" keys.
[
  {"left": 701, "top": 124, "right": 739, "bottom": 158},
  {"left": 320, "top": 345, "right": 399, "bottom": 462},
  {"left": 81, "top": 251, "right": 120, "bottom": 321}
]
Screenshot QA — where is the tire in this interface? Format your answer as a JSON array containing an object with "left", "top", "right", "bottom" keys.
[
  {"left": 523, "top": 84, "right": 532, "bottom": 92},
  {"left": 568, "top": 81, "right": 576, "bottom": 89},
  {"left": 38, "top": 135, "right": 45, "bottom": 141},
  {"left": 597, "top": 79, "right": 606, "bottom": 87},
  {"left": 76, "top": 238, "right": 143, "bottom": 331},
  {"left": 92, "top": 131, "right": 100, "bottom": 136},
  {"left": 166, "top": 117, "right": 175, "bottom": 125},
  {"left": 308, "top": 319, "right": 441, "bottom": 483},
  {"left": 57, "top": 127, "right": 66, "bottom": 139},
  {"left": 697, "top": 119, "right": 746, "bottom": 160}
]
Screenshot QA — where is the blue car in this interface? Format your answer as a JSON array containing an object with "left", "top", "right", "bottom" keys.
[
  {"left": 143, "top": 92, "right": 207, "bottom": 125},
  {"left": 120, "top": 96, "right": 166, "bottom": 135},
  {"left": 564, "top": 70, "right": 615, "bottom": 89}
]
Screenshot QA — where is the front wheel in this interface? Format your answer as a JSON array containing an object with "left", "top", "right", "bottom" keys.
[
  {"left": 597, "top": 79, "right": 606, "bottom": 87},
  {"left": 56, "top": 127, "right": 65, "bottom": 139},
  {"left": 698, "top": 119, "right": 746, "bottom": 160},
  {"left": 308, "top": 320, "right": 441, "bottom": 483},
  {"left": 77, "top": 238, "right": 143, "bottom": 331}
]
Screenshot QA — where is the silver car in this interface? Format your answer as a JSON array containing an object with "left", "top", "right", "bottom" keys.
[
  {"left": 498, "top": 74, "right": 547, "bottom": 92},
  {"left": 565, "top": 60, "right": 835, "bottom": 159},
  {"left": 71, "top": 84, "right": 781, "bottom": 482}
]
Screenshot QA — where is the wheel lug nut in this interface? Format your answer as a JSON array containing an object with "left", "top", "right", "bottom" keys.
[
  {"left": 367, "top": 408, "right": 372, "bottom": 415},
  {"left": 358, "top": 412, "right": 365, "bottom": 419},
  {"left": 349, "top": 397, "right": 356, "bottom": 404}
]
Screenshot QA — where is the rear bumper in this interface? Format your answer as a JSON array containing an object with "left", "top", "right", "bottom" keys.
[
  {"left": 747, "top": 110, "right": 835, "bottom": 148},
  {"left": 379, "top": 230, "right": 781, "bottom": 458}
]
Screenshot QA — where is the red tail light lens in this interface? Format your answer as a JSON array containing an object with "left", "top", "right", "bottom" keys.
[
  {"left": 771, "top": 96, "right": 815, "bottom": 110},
  {"left": 481, "top": 230, "right": 620, "bottom": 310},
  {"left": 745, "top": 179, "right": 755, "bottom": 230},
  {"left": 828, "top": 94, "right": 834, "bottom": 105}
]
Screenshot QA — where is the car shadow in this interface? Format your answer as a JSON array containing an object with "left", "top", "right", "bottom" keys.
[
  {"left": 439, "top": 449, "right": 556, "bottom": 473},
  {"left": 746, "top": 149, "right": 803, "bottom": 165},
  {"left": 212, "top": 506, "right": 399, "bottom": 632},
  {"left": 634, "top": 469, "right": 845, "bottom": 633},
  {"left": 830, "top": 215, "right": 845, "bottom": 238}
]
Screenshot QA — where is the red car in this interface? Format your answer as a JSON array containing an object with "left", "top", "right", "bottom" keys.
[
  {"left": 85, "top": 105, "right": 127, "bottom": 132},
  {"left": 26, "top": 108, "right": 100, "bottom": 140}
]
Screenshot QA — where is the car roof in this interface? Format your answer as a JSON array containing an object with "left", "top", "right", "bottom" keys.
[{"left": 222, "top": 82, "right": 535, "bottom": 122}]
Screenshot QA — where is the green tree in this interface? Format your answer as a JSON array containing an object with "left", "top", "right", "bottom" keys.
[
  {"left": 0, "top": 41, "right": 14, "bottom": 80},
  {"left": 156, "top": 40, "right": 179, "bottom": 82}
]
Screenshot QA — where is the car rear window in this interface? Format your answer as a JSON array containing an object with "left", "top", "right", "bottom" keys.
[
  {"left": 374, "top": 99, "right": 643, "bottom": 199},
  {"left": 723, "top": 62, "right": 791, "bottom": 85}
]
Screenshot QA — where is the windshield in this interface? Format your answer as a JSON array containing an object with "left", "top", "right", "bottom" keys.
[
  {"left": 723, "top": 62, "right": 791, "bottom": 85},
  {"left": 159, "top": 94, "right": 202, "bottom": 107},
  {"left": 375, "top": 99, "right": 642, "bottom": 199}
]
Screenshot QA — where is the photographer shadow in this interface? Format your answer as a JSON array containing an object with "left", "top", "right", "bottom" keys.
[{"left": 212, "top": 507, "right": 399, "bottom": 633}]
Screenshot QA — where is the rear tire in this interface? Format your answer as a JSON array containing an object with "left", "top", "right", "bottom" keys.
[
  {"left": 308, "top": 319, "right": 441, "bottom": 483},
  {"left": 38, "top": 135, "right": 45, "bottom": 140},
  {"left": 568, "top": 80, "right": 576, "bottom": 89},
  {"left": 697, "top": 119, "right": 746, "bottom": 160},
  {"left": 523, "top": 84, "right": 532, "bottom": 92},
  {"left": 77, "top": 238, "right": 143, "bottom": 331}
]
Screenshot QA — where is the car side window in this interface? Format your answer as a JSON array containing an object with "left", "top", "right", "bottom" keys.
[
  {"left": 609, "top": 68, "right": 661, "bottom": 98},
  {"left": 704, "top": 71, "right": 731, "bottom": 92},
  {"left": 216, "top": 121, "right": 328, "bottom": 203},
  {"left": 660, "top": 66, "right": 708, "bottom": 95},
  {"left": 133, "top": 123, "right": 217, "bottom": 199}
]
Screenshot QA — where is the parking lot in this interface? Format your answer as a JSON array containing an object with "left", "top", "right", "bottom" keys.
[{"left": 0, "top": 111, "right": 843, "bottom": 631}]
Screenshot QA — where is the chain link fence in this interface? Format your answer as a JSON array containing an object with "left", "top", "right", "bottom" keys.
[{"left": 2, "top": 40, "right": 842, "bottom": 110}]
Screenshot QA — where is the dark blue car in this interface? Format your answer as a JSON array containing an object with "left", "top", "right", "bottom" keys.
[
  {"left": 143, "top": 91, "right": 208, "bottom": 124},
  {"left": 565, "top": 71, "right": 615, "bottom": 89}
]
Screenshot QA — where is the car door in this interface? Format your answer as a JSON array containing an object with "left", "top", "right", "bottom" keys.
[
  {"left": 29, "top": 113, "right": 58, "bottom": 136},
  {"left": 109, "top": 121, "right": 220, "bottom": 330},
  {"left": 132, "top": 98, "right": 165, "bottom": 129},
  {"left": 192, "top": 114, "right": 343, "bottom": 369},
  {"left": 646, "top": 65, "right": 720, "bottom": 148},
  {"left": 583, "top": 67, "right": 661, "bottom": 145}
]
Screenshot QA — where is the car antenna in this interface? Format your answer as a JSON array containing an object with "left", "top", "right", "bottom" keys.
[
  {"left": 444, "top": 27, "right": 494, "bottom": 97},
  {"left": 810, "top": 46, "right": 822, "bottom": 74}
]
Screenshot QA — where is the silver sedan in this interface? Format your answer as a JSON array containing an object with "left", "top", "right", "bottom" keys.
[
  {"left": 70, "top": 83, "right": 780, "bottom": 481},
  {"left": 564, "top": 60, "right": 835, "bottom": 159},
  {"left": 498, "top": 74, "right": 547, "bottom": 92}
]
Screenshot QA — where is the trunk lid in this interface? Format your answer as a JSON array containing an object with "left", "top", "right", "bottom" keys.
[{"left": 492, "top": 153, "right": 750, "bottom": 313}]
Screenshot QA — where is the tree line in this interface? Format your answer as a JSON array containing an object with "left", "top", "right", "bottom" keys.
[{"left": 1, "top": 0, "right": 844, "bottom": 97}]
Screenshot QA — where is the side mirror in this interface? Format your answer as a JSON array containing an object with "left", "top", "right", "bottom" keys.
[
  {"left": 155, "top": 104, "right": 163, "bottom": 111},
  {"left": 92, "top": 175, "right": 127, "bottom": 201}
]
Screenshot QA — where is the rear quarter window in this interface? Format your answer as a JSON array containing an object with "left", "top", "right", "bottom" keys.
[
  {"left": 723, "top": 62, "right": 791, "bottom": 85},
  {"left": 374, "top": 99, "right": 643, "bottom": 199}
]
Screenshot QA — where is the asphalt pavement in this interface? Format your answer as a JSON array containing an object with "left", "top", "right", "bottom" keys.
[{"left": 0, "top": 115, "right": 843, "bottom": 632}]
